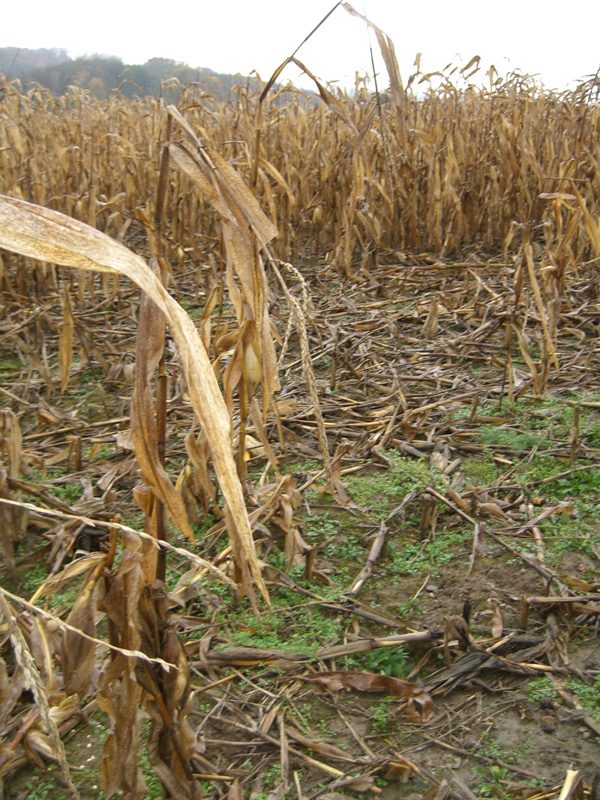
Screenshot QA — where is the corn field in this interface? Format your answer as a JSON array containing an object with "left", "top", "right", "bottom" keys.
[
  {"left": 1, "top": 64, "right": 600, "bottom": 268},
  {"left": 1, "top": 13, "right": 600, "bottom": 800}
]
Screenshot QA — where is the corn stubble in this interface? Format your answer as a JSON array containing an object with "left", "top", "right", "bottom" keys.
[{"left": 0, "top": 10, "right": 600, "bottom": 799}]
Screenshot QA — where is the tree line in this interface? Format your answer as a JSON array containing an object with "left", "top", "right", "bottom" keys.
[{"left": 0, "top": 47, "right": 259, "bottom": 99}]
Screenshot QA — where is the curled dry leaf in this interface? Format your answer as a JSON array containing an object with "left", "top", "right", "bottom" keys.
[
  {"left": 227, "top": 779, "right": 244, "bottom": 800},
  {"left": 0, "top": 409, "right": 23, "bottom": 478},
  {"left": 0, "top": 655, "right": 25, "bottom": 721},
  {"left": 319, "top": 795, "right": 356, "bottom": 800},
  {"left": 168, "top": 133, "right": 280, "bottom": 419},
  {"left": 490, "top": 602, "right": 503, "bottom": 639},
  {"left": 446, "top": 487, "right": 471, "bottom": 511},
  {"left": 24, "top": 693, "right": 80, "bottom": 759},
  {"left": 28, "top": 616, "right": 59, "bottom": 692},
  {"left": 477, "top": 501, "right": 510, "bottom": 520},
  {"left": 61, "top": 577, "right": 101, "bottom": 698},
  {"left": 131, "top": 292, "right": 195, "bottom": 542},
  {"left": 33, "top": 552, "right": 107, "bottom": 598},
  {"left": 286, "top": 726, "right": 355, "bottom": 762},
  {"left": 0, "top": 742, "right": 16, "bottom": 789},
  {"left": 341, "top": 776, "right": 376, "bottom": 794},
  {"left": 98, "top": 531, "right": 148, "bottom": 799},
  {"left": 184, "top": 431, "right": 218, "bottom": 514},
  {"left": 342, "top": 2, "right": 407, "bottom": 141},
  {"left": 147, "top": 729, "right": 198, "bottom": 800},
  {"left": 296, "top": 671, "right": 434, "bottom": 723}
]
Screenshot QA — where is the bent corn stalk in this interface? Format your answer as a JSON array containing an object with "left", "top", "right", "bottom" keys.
[{"left": 0, "top": 194, "right": 268, "bottom": 606}]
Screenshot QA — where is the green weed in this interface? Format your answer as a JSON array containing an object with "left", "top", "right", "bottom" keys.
[
  {"left": 31, "top": 467, "right": 83, "bottom": 503},
  {"left": 303, "top": 512, "right": 340, "bottom": 541},
  {"left": 566, "top": 677, "right": 600, "bottom": 721},
  {"left": 475, "top": 730, "right": 533, "bottom": 765},
  {"left": 223, "top": 588, "right": 344, "bottom": 655},
  {"left": 522, "top": 457, "right": 600, "bottom": 502},
  {"left": 370, "top": 696, "right": 396, "bottom": 731},
  {"left": 345, "top": 452, "right": 446, "bottom": 515},
  {"left": 280, "top": 458, "right": 322, "bottom": 476},
  {"left": 79, "top": 367, "right": 104, "bottom": 385},
  {"left": 480, "top": 425, "right": 546, "bottom": 453},
  {"left": 178, "top": 299, "right": 204, "bottom": 320},
  {"left": 122, "top": 514, "right": 145, "bottom": 531},
  {"left": 22, "top": 773, "right": 67, "bottom": 800},
  {"left": 0, "top": 357, "right": 22, "bottom": 372},
  {"left": 324, "top": 537, "right": 363, "bottom": 563},
  {"left": 21, "top": 563, "right": 48, "bottom": 594},
  {"left": 263, "top": 763, "right": 282, "bottom": 790},
  {"left": 462, "top": 455, "right": 499, "bottom": 485},
  {"left": 472, "top": 764, "right": 515, "bottom": 799},
  {"left": 474, "top": 731, "right": 503, "bottom": 760},
  {"left": 387, "top": 532, "right": 466, "bottom": 579},
  {"left": 360, "top": 645, "right": 408, "bottom": 678},
  {"left": 83, "top": 444, "right": 114, "bottom": 462},
  {"left": 190, "top": 513, "right": 220, "bottom": 539},
  {"left": 316, "top": 717, "right": 334, "bottom": 738}
]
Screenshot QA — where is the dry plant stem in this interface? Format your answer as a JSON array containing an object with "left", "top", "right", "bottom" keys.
[
  {"left": 293, "top": 770, "right": 304, "bottom": 800},
  {"left": 425, "top": 486, "right": 569, "bottom": 587},
  {"left": 9, "top": 707, "right": 43, "bottom": 751},
  {"left": 386, "top": 752, "right": 467, "bottom": 800},
  {"left": 1, "top": 75, "right": 600, "bottom": 264},
  {"left": 205, "top": 631, "right": 437, "bottom": 666},
  {"left": 0, "top": 594, "right": 80, "bottom": 800},
  {"left": 270, "top": 258, "right": 332, "bottom": 479},
  {"left": 155, "top": 350, "right": 168, "bottom": 582},
  {"left": 21, "top": 415, "right": 130, "bottom": 440},
  {"left": 0, "top": 384, "right": 36, "bottom": 407},
  {"left": 0, "top": 585, "right": 175, "bottom": 670},
  {"left": 347, "top": 521, "right": 388, "bottom": 597},
  {"left": 152, "top": 119, "right": 173, "bottom": 582},
  {"left": 526, "top": 594, "right": 600, "bottom": 604},
  {"left": 251, "top": 2, "right": 346, "bottom": 223},
  {"left": 1, "top": 67, "right": 600, "bottom": 798},
  {"left": 557, "top": 770, "right": 584, "bottom": 800},
  {"left": 549, "top": 676, "right": 600, "bottom": 737},
  {"left": 212, "top": 715, "right": 347, "bottom": 777},
  {"left": 0, "top": 496, "right": 236, "bottom": 587},
  {"left": 305, "top": 767, "right": 383, "bottom": 800}
]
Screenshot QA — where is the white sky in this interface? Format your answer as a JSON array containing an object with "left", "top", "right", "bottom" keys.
[{"left": 2, "top": 0, "right": 599, "bottom": 92}]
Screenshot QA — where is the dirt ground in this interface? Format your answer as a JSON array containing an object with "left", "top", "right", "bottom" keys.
[{"left": 2, "top": 253, "right": 600, "bottom": 799}]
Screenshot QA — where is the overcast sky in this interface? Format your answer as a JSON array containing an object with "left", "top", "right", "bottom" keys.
[{"left": 2, "top": 0, "right": 599, "bottom": 92}]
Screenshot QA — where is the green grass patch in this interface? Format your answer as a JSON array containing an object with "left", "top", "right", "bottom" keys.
[
  {"left": 224, "top": 588, "right": 344, "bottom": 655},
  {"left": 345, "top": 451, "right": 446, "bottom": 517},
  {"left": 387, "top": 532, "right": 466, "bottom": 579},
  {"left": 31, "top": 467, "right": 84, "bottom": 503},
  {"left": 479, "top": 426, "right": 546, "bottom": 453},
  {"left": 0, "top": 357, "right": 22, "bottom": 372}
]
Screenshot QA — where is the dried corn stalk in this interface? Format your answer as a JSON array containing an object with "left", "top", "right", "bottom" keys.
[{"left": 0, "top": 194, "right": 268, "bottom": 606}]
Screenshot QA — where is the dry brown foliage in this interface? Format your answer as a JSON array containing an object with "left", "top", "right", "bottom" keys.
[{"left": 1, "top": 27, "right": 600, "bottom": 799}]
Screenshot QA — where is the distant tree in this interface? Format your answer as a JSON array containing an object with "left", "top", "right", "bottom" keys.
[
  {"left": 0, "top": 46, "right": 68, "bottom": 78},
  {"left": 26, "top": 55, "right": 124, "bottom": 95},
  {"left": 0, "top": 47, "right": 273, "bottom": 100}
]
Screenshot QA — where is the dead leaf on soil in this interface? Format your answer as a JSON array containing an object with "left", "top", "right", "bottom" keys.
[{"left": 296, "top": 671, "right": 434, "bottom": 723}]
